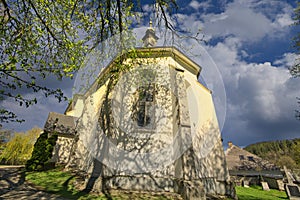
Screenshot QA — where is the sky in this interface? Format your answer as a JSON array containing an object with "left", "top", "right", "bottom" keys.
[{"left": 1, "top": 0, "right": 300, "bottom": 147}]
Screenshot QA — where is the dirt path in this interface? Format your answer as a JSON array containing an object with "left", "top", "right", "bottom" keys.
[{"left": 0, "top": 165, "right": 65, "bottom": 200}]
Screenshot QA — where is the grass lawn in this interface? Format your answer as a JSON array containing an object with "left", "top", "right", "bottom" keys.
[
  {"left": 26, "top": 168, "right": 290, "bottom": 200},
  {"left": 26, "top": 168, "right": 83, "bottom": 198},
  {"left": 25, "top": 168, "right": 179, "bottom": 199},
  {"left": 235, "top": 185, "right": 288, "bottom": 200}
]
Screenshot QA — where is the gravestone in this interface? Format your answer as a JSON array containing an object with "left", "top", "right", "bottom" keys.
[
  {"left": 261, "top": 182, "right": 270, "bottom": 191},
  {"left": 242, "top": 180, "right": 249, "bottom": 188},
  {"left": 277, "top": 180, "right": 285, "bottom": 191},
  {"left": 285, "top": 184, "right": 300, "bottom": 200},
  {"left": 284, "top": 166, "right": 293, "bottom": 184}
]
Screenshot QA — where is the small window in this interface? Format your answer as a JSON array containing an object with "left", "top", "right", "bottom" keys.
[
  {"left": 248, "top": 156, "right": 255, "bottom": 162},
  {"left": 239, "top": 155, "right": 245, "bottom": 160},
  {"left": 137, "top": 101, "right": 151, "bottom": 127},
  {"left": 133, "top": 84, "right": 155, "bottom": 128}
]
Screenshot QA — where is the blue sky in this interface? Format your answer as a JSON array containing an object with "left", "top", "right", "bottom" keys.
[{"left": 1, "top": 0, "right": 300, "bottom": 147}]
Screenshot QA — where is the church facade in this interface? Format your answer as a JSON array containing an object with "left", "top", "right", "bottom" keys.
[{"left": 44, "top": 27, "right": 233, "bottom": 199}]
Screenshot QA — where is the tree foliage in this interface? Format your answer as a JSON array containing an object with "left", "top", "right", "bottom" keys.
[
  {"left": 0, "top": 126, "right": 41, "bottom": 164},
  {"left": 277, "top": 155, "right": 297, "bottom": 169},
  {"left": 0, "top": 126, "right": 12, "bottom": 144},
  {"left": 0, "top": 127, "right": 12, "bottom": 158},
  {"left": 244, "top": 138, "right": 300, "bottom": 169},
  {"left": 0, "top": 0, "right": 177, "bottom": 123}
]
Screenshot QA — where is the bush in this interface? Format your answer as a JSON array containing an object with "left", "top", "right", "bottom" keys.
[{"left": 26, "top": 131, "right": 58, "bottom": 171}]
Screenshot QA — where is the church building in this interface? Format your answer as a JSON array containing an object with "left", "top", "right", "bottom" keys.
[{"left": 44, "top": 25, "right": 233, "bottom": 199}]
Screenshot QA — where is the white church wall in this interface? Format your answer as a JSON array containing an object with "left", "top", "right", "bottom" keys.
[
  {"left": 58, "top": 48, "right": 231, "bottom": 198},
  {"left": 66, "top": 97, "right": 84, "bottom": 117}
]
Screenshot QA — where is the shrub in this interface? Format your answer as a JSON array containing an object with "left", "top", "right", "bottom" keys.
[{"left": 26, "top": 131, "right": 58, "bottom": 171}]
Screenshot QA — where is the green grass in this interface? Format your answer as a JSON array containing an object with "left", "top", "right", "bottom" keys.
[
  {"left": 26, "top": 168, "right": 82, "bottom": 198},
  {"left": 236, "top": 185, "right": 288, "bottom": 200},
  {"left": 26, "top": 168, "right": 290, "bottom": 200},
  {"left": 25, "top": 168, "right": 178, "bottom": 199}
]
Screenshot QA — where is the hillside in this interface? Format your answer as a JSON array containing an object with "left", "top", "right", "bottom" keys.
[{"left": 244, "top": 138, "right": 300, "bottom": 169}]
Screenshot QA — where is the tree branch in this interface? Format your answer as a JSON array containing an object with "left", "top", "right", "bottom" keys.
[
  {"left": 117, "top": 0, "right": 122, "bottom": 34},
  {"left": 27, "top": 0, "right": 61, "bottom": 45}
]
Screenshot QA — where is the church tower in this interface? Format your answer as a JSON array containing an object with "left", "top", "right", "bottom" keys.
[{"left": 142, "top": 21, "right": 159, "bottom": 47}]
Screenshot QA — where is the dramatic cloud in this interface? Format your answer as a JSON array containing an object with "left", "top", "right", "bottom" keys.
[
  {"left": 202, "top": 0, "right": 294, "bottom": 41},
  {"left": 204, "top": 39, "right": 300, "bottom": 146}
]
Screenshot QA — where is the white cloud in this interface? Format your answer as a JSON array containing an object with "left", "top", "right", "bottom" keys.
[
  {"left": 189, "top": 0, "right": 211, "bottom": 11},
  {"left": 201, "top": 0, "right": 293, "bottom": 42},
  {"left": 202, "top": 40, "right": 300, "bottom": 145},
  {"left": 204, "top": 3, "right": 270, "bottom": 41},
  {"left": 204, "top": 37, "right": 240, "bottom": 68},
  {"left": 274, "top": 13, "right": 294, "bottom": 27},
  {"left": 189, "top": 0, "right": 201, "bottom": 10},
  {"left": 142, "top": 4, "right": 154, "bottom": 13},
  {"left": 274, "top": 53, "right": 298, "bottom": 69}
]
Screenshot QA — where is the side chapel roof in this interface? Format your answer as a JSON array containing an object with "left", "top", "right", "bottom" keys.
[
  {"left": 44, "top": 112, "right": 77, "bottom": 136},
  {"left": 225, "top": 142, "right": 280, "bottom": 171}
]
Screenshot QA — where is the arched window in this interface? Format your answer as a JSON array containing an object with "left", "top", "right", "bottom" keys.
[{"left": 133, "top": 83, "right": 155, "bottom": 128}]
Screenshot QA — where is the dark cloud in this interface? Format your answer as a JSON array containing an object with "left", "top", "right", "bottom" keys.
[
  {"left": 219, "top": 59, "right": 300, "bottom": 146},
  {"left": 0, "top": 75, "right": 74, "bottom": 131}
]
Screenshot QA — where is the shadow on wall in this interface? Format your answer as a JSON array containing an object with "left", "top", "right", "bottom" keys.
[{"left": 48, "top": 63, "right": 233, "bottom": 199}]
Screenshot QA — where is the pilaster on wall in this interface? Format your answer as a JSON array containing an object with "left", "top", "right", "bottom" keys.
[{"left": 173, "top": 70, "right": 206, "bottom": 199}]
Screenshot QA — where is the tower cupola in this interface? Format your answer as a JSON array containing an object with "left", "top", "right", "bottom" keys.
[{"left": 142, "top": 21, "right": 159, "bottom": 47}]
